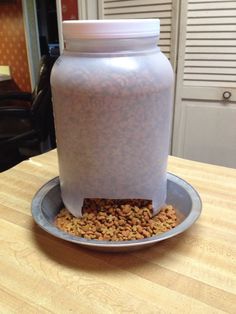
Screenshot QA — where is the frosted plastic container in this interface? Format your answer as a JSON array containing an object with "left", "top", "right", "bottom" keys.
[{"left": 51, "top": 20, "right": 174, "bottom": 217}]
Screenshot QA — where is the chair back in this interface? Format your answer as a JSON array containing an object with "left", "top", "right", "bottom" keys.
[
  {"left": 31, "top": 55, "right": 58, "bottom": 146},
  {"left": 32, "top": 55, "right": 57, "bottom": 100}
]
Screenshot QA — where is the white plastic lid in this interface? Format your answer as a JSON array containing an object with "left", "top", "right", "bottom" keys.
[{"left": 63, "top": 19, "right": 160, "bottom": 40}]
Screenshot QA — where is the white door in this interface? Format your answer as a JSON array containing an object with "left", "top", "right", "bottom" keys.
[
  {"left": 98, "top": 0, "right": 180, "bottom": 153},
  {"left": 172, "top": 0, "right": 236, "bottom": 168},
  {"left": 98, "top": 0, "right": 180, "bottom": 70}
]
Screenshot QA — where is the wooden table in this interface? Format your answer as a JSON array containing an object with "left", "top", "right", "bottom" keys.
[{"left": 0, "top": 150, "right": 235, "bottom": 313}]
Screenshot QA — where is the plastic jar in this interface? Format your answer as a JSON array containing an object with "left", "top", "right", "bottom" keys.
[{"left": 51, "top": 20, "right": 174, "bottom": 217}]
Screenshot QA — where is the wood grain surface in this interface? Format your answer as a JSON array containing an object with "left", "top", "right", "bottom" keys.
[{"left": 0, "top": 150, "right": 235, "bottom": 314}]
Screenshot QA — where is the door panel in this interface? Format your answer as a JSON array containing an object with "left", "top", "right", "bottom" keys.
[
  {"left": 99, "top": 0, "right": 180, "bottom": 66},
  {"left": 182, "top": 101, "right": 236, "bottom": 168}
]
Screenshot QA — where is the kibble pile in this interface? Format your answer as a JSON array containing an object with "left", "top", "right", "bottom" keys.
[{"left": 55, "top": 199, "right": 178, "bottom": 241}]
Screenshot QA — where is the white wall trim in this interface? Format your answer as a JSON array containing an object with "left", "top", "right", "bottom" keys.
[
  {"left": 56, "top": 0, "right": 64, "bottom": 53},
  {"left": 98, "top": 0, "right": 104, "bottom": 19},
  {"left": 33, "top": 0, "right": 41, "bottom": 60},
  {"left": 78, "top": 0, "right": 98, "bottom": 20},
  {"left": 78, "top": 0, "right": 87, "bottom": 19},
  {"left": 22, "top": 0, "right": 40, "bottom": 90}
]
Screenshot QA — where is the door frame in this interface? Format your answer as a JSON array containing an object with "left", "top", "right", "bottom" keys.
[
  {"left": 22, "top": 0, "right": 41, "bottom": 90},
  {"left": 171, "top": 0, "right": 188, "bottom": 156},
  {"left": 56, "top": 0, "right": 64, "bottom": 53},
  {"left": 78, "top": 0, "right": 98, "bottom": 19},
  {"left": 22, "top": 0, "right": 64, "bottom": 91}
]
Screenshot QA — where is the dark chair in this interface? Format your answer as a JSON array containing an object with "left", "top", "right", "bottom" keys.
[{"left": 0, "top": 55, "right": 57, "bottom": 171}]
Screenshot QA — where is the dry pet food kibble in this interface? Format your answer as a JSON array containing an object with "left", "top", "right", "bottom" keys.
[{"left": 55, "top": 199, "right": 179, "bottom": 241}]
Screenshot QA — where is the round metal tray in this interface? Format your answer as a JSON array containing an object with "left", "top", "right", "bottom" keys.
[{"left": 31, "top": 174, "right": 202, "bottom": 252}]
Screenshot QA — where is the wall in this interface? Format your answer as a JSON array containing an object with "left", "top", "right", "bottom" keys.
[
  {"left": 0, "top": 0, "right": 31, "bottom": 92},
  {"left": 61, "top": 0, "right": 78, "bottom": 20}
]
